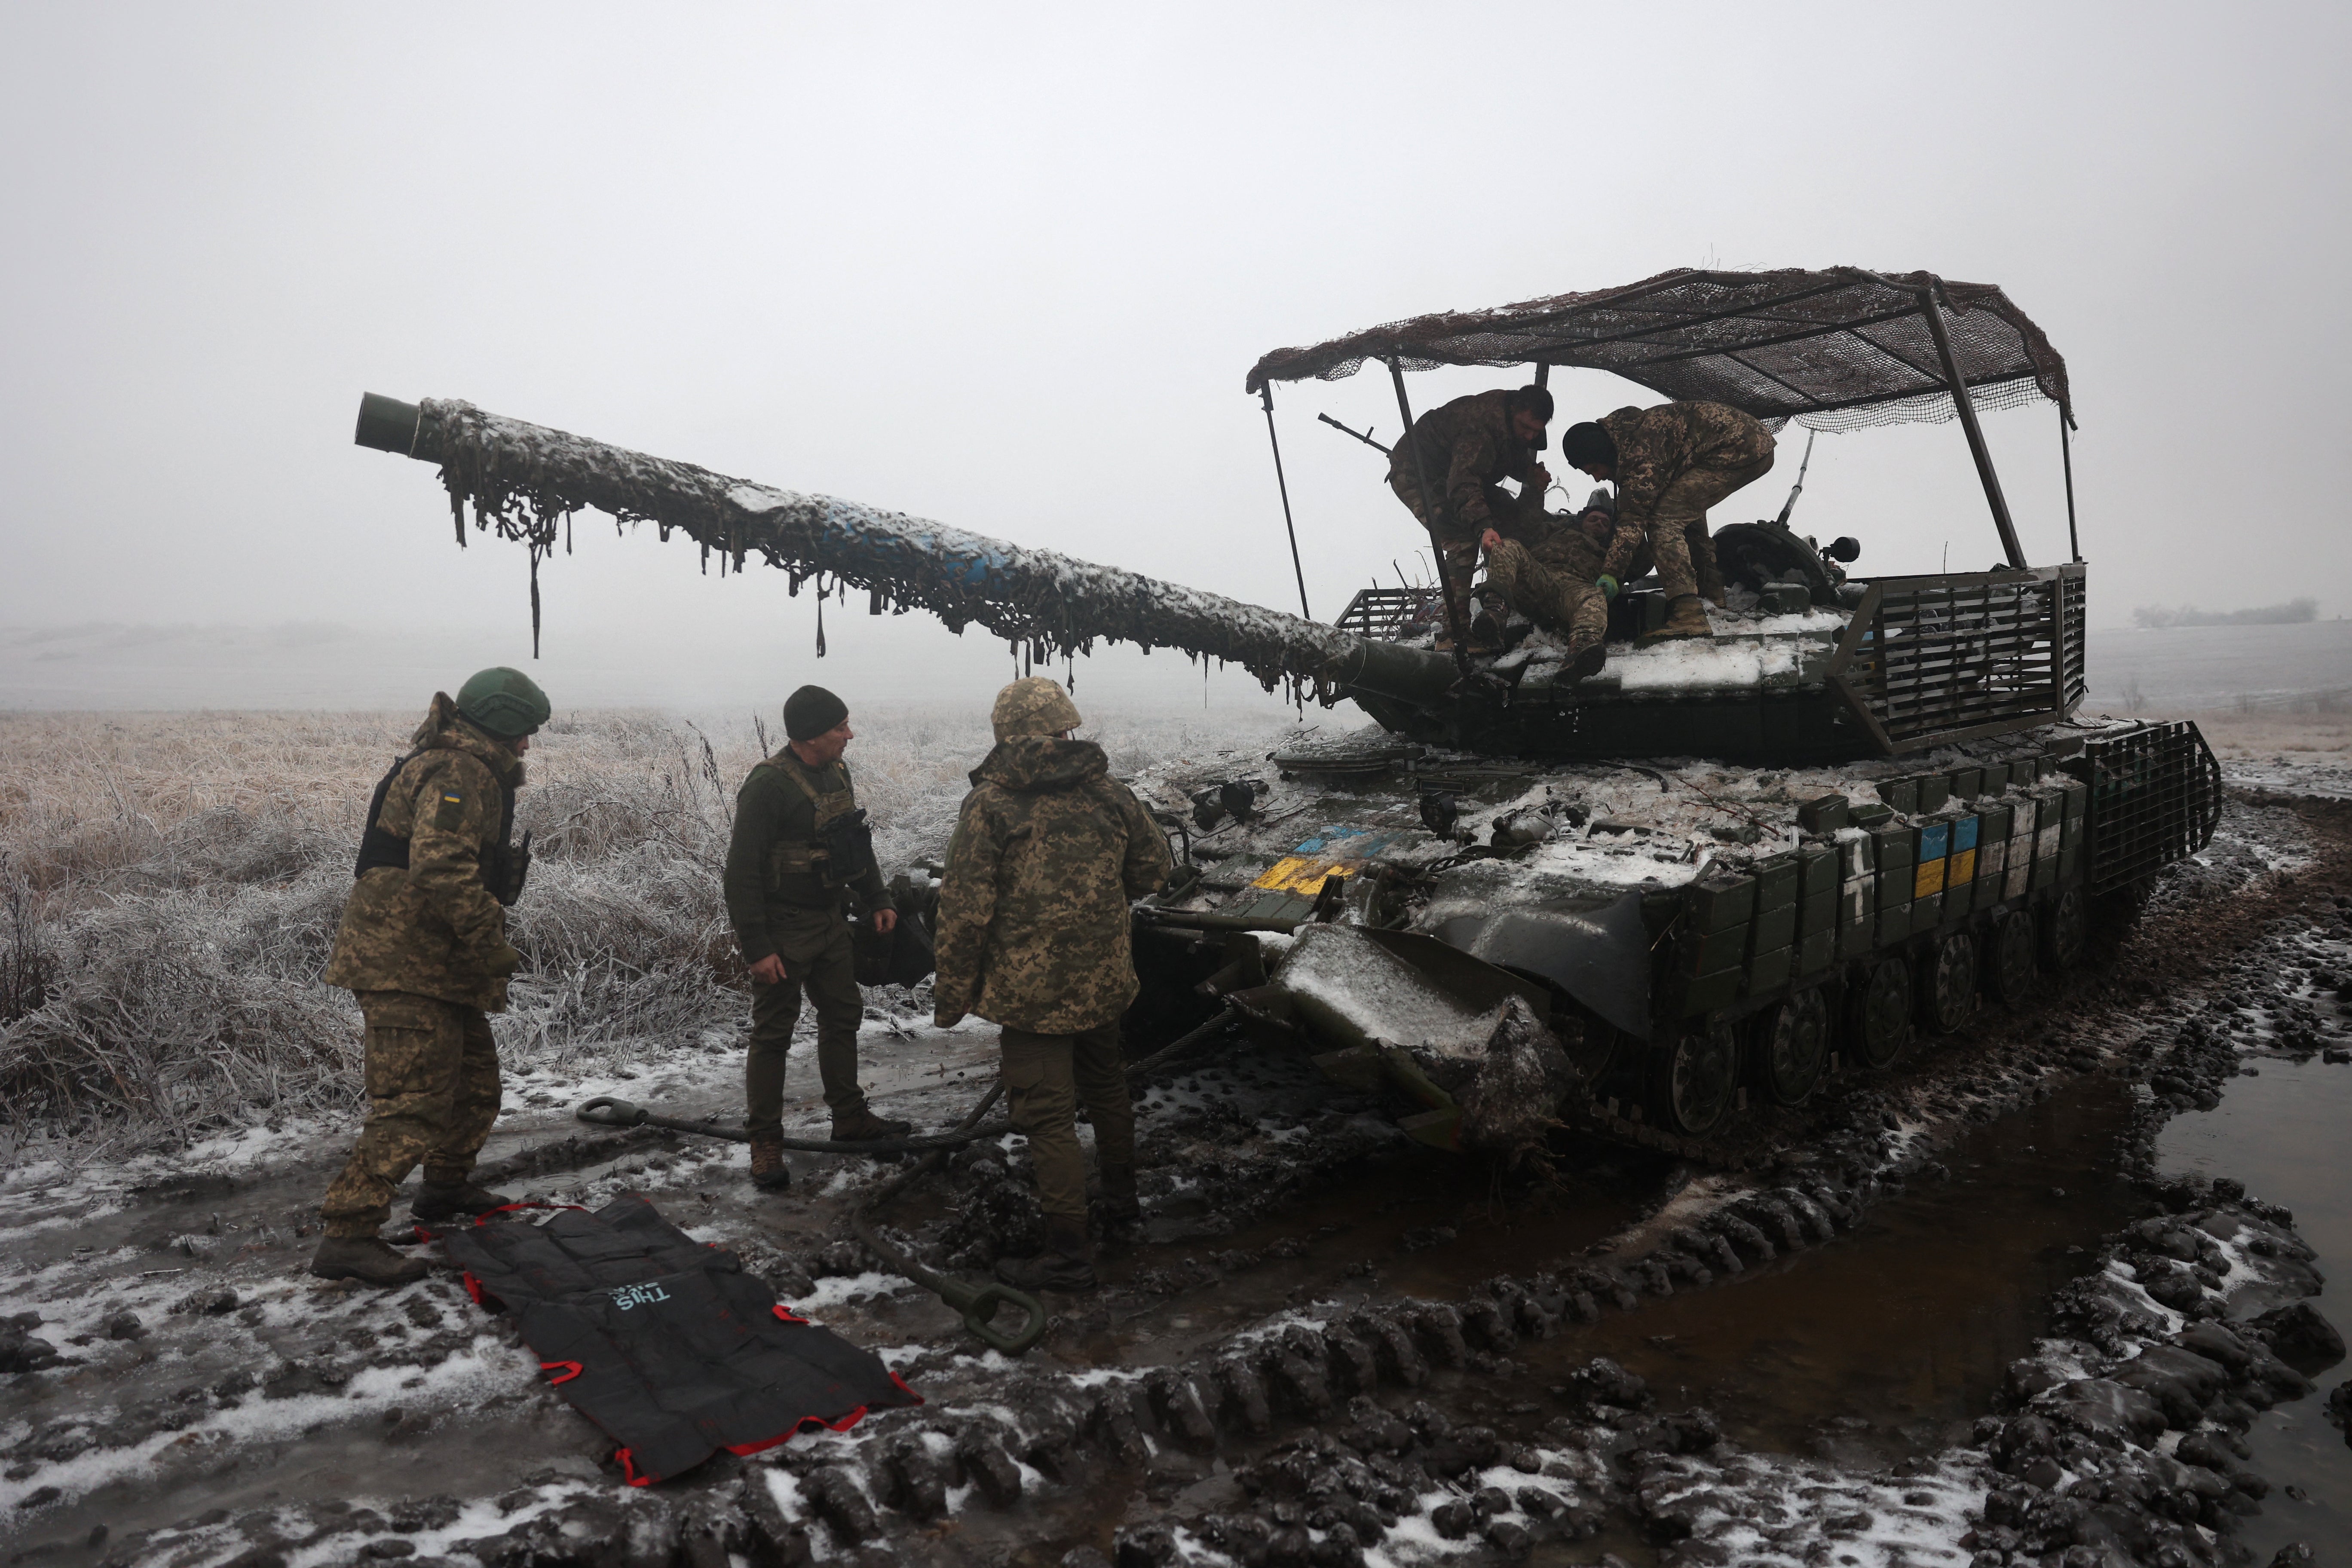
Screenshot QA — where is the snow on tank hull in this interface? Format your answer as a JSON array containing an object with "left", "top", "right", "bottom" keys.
[{"left": 1124, "top": 714, "right": 2222, "bottom": 1164}]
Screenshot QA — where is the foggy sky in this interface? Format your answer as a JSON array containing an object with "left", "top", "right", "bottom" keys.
[{"left": 3, "top": 3, "right": 2347, "bottom": 713}]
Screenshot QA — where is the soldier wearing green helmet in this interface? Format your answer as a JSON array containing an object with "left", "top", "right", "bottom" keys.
[{"left": 310, "top": 667, "right": 551, "bottom": 1287}]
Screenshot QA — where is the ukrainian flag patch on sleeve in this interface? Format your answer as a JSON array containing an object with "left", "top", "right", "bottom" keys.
[{"left": 434, "top": 792, "right": 466, "bottom": 830}]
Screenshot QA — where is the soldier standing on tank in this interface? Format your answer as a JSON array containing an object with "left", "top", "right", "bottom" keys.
[
  {"left": 723, "top": 685, "right": 908, "bottom": 1191},
  {"left": 1478, "top": 490, "right": 1652, "bottom": 681},
  {"left": 931, "top": 678, "right": 1173, "bottom": 1293},
  {"left": 1560, "top": 401, "right": 1776, "bottom": 646},
  {"left": 311, "top": 668, "right": 551, "bottom": 1287},
  {"left": 1388, "top": 385, "right": 1554, "bottom": 647}
]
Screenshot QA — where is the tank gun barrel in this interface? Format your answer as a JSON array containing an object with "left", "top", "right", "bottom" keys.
[{"left": 354, "top": 394, "right": 1454, "bottom": 706}]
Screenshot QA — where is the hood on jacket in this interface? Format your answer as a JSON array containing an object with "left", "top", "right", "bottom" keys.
[
  {"left": 413, "top": 692, "right": 528, "bottom": 787},
  {"left": 971, "top": 736, "right": 1109, "bottom": 793}
]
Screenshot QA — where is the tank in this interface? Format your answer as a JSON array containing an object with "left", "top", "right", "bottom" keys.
[
  {"left": 349, "top": 265, "right": 2222, "bottom": 1164},
  {"left": 1117, "top": 711, "right": 2218, "bottom": 1165}
]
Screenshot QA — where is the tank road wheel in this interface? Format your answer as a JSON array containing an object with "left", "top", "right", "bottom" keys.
[
  {"left": 2040, "top": 888, "right": 2088, "bottom": 971},
  {"left": 1989, "top": 910, "right": 2038, "bottom": 1004},
  {"left": 1921, "top": 934, "right": 1978, "bottom": 1035},
  {"left": 1756, "top": 989, "right": 1831, "bottom": 1106},
  {"left": 1653, "top": 1023, "right": 1740, "bottom": 1137},
  {"left": 1851, "top": 958, "right": 1913, "bottom": 1068}
]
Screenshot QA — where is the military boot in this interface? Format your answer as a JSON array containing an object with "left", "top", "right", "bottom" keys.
[
  {"left": 748, "top": 1132, "right": 792, "bottom": 1191},
  {"left": 1096, "top": 1163, "right": 1142, "bottom": 1238},
  {"left": 1636, "top": 595, "right": 1714, "bottom": 648},
  {"left": 993, "top": 1217, "right": 1098, "bottom": 1294},
  {"left": 1436, "top": 622, "right": 1506, "bottom": 658},
  {"left": 1564, "top": 636, "right": 1608, "bottom": 683},
  {"left": 831, "top": 1105, "right": 914, "bottom": 1143},
  {"left": 310, "top": 1236, "right": 429, "bottom": 1287},
  {"left": 1694, "top": 545, "right": 1728, "bottom": 608},
  {"left": 410, "top": 1179, "right": 516, "bottom": 1223}
]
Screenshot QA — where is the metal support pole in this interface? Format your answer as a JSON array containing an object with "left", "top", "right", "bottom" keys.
[
  {"left": 1529, "top": 363, "right": 1550, "bottom": 515},
  {"left": 2058, "top": 409, "right": 2081, "bottom": 563},
  {"left": 1917, "top": 286, "right": 2028, "bottom": 570},
  {"left": 1389, "top": 358, "right": 1473, "bottom": 677},
  {"left": 1259, "top": 385, "right": 1313, "bottom": 620}
]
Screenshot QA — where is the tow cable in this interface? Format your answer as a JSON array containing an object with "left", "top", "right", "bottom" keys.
[{"left": 569, "top": 1002, "right": 1244, "bottom": 1358}]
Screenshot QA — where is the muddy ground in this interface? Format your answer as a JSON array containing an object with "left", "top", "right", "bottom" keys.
[{"left": 6, "top": 785, "right": 2351, "bottom": 1568}]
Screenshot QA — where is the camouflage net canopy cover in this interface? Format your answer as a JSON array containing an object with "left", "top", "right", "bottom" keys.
[
  {"left": 414, "top": 399, "right": 1366, "bottom": 691},
  {"left": 1245, "top": 267, "right": 2073, "bottom": 433}
]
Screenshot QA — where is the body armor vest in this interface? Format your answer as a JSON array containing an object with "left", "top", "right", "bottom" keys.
[{"left": 352, "top": 749, "right": 530, "bottom": 906}]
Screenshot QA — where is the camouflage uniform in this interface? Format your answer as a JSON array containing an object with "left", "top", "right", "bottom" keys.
[
  {"left": 1595, "top": 402, "right": 1776, "bottom": 603},
  {"left": 1482, "top": 514, "right": 1654, "bottom": 646},
  {"left": 318, "top": 695, "right": 526, "bottom": 1239},
  {"left": 723, "top": 751, "right": 894, "bottom": 1129},
  {"left": 933, "top": 681, "right": 1173, "bottom": 1225},
  {"left": 1387, "top": 389, "right": 1545, "bottom": 602}
]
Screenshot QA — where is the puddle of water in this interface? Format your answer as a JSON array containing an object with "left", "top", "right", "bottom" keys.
[
  {"left": 2159, "top": 1054, "right": 2352, "bottom": 1564},
  {"left": 1528, "top": 1074, "right": 2144, "bottom": 1464}
]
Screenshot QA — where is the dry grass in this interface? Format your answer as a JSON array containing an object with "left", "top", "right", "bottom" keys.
[
  {"left": 0, "top": 701, "right": 1295, "bottom": 1158},
  {"left": 2130, "top": 703, "right": 2352, "bottom": 761}
]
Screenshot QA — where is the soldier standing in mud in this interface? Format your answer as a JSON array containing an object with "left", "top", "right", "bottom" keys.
[
  {"left": 1388, "top": 384, "right": 1554, "bottom": 648},
  {"left": 1559, "top": 400, "right": 1776, "bottom": 646},
  {"left": 1479, "top": 489, "right": 1650, "bottom": 682},
  {"left": 311, "top": 668, "right": 550, "bottom": 1287},
  {"left": 931, "top": 677, "right": 1173, "bottom": 1293},
  {"left": 723, "top": 685, "right": 908, "bottom": 1192}
]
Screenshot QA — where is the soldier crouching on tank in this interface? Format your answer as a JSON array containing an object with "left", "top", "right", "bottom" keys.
[
  {"left": 723, "top": 685, "right": 909, "bottom": 1191},
  {"left": 311, "top": 668, "right": 550, "bottom": 1287},
  {"left": 1559, "top": 400, "right": 1775, "bottom": 646},
  {"left": 1478, "top": 489, "right": 1653, "bottom": 682},
  {"left": 931, "top": 678, "right": 1173, "bottom": 1293},
  {"left": 1388, "top": 384, "right": 1555, "bottom": 650}
]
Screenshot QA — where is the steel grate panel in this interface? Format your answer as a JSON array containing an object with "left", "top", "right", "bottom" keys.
[
  {"left": 1831, "top": 564, "right": 2086, "bottom": 752},
  {"left": 2078, "top": 721, "right": 2223, "bottom": 894},
  {"left": 1336, "top": 587, "right": 1444, "bottom": 640}
]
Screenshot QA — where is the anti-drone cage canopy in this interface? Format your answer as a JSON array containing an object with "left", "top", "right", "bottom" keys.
[{"left": 1244, "top": 266, "right": 2073, "bottom": 434}]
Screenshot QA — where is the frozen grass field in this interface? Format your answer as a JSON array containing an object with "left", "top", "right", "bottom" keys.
[
  {"left": 8, "top": 613, "right": 2348, "bottom": 1158},
  {"left": 0, "top": 703, "right": 1299, "bottom": 1160}
]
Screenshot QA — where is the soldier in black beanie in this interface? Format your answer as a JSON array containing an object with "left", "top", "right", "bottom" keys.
[{"left": 721, "top": 685, "right": 909, "bottom": 1187}]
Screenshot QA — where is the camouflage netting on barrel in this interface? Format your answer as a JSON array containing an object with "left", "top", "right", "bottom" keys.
[{"left": 419, "top": 399, "right": 1365, "bottom": 695}]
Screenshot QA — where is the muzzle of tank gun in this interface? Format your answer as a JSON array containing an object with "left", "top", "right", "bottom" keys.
[
  {"left": 355, "top": 393, "right": 444, "bottom": 460},
  {"left": 1325, "top": 635, "right": 1461, "bottom": 705}
]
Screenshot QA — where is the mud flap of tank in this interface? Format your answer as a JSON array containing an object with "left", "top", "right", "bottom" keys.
[
  {"left": 1430, "top": 891, "right": 1654, "bottom": 1041},
  {"left": 1256, "top": 926, "right": 1557, "bottom": 1155}
]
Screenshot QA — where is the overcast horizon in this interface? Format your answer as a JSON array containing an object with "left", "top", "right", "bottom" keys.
[{"left": 4, "top": 3, "right": 2348, "bottom": 713}]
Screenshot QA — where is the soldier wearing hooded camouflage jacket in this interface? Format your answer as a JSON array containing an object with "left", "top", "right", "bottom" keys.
[
  {"left": 933, "top": 677, "right": 1172, "bottom": 1293},
  {"left": 1387, "top": 386, "right": 1554, "bottom": 616},
  {"left": 313, "top": 668, "right": 549, "bottom": 1287},
  {"left": 1566, "top": 401, "right": 1775, "bottom": 643}
]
